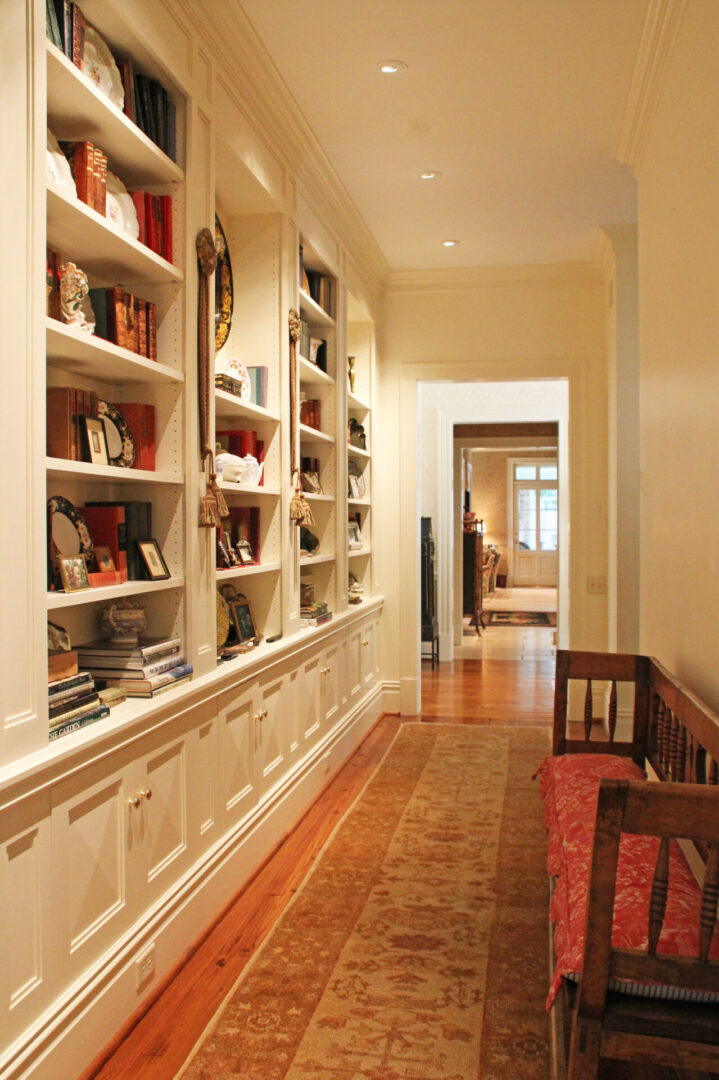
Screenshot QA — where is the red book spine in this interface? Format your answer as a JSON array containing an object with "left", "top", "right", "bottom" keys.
[
  {"left": 136, "top": 298, "right": 147, "bottom": 357},
  {"left": 161, "top": 194, "right": 173, "bottom": 263},
  {"left": 147, "top": 301, "right": 157, "bottom": 361},
  {"left": 70, "top": 141, "right": 94, "bottom": 207},
  {"left": 144, "top": 193, "right": 155, "bottom": 252},
  {"left": 131, "top": 192, "right": 146, "bottom": 245},
  {"left": 71, "top": 3, "right": 86, "bottom": 70},
  {"left": 93, "top": 149, "right": 107, "bottom": 215},
  {"left": 256, "top": 440, "right": 264, "bottom": 486}
]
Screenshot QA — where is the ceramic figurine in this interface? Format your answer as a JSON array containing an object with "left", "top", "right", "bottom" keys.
[
  {"left": 347, "top": 355, "right": 356, "bottom": 393},
  {"left": 60, "top": 261, "right": 95, "bottom": 332},
  {"left": 100, "top": 599, "right": 146, "bottom": 645}
]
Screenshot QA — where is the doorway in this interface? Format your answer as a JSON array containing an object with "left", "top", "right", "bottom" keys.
[
  {"left": 509, "top": 459, "right": 559, "bottom": 587},
  {"left": 400, "top": 376, "right": 571, "bottom": 716}
]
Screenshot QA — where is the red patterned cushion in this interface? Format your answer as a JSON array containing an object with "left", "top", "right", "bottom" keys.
[{"left": 536, "top": 754, "right": 719, "bottom": 1008}]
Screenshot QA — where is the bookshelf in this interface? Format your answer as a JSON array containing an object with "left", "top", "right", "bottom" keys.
[
  {"left": 44, "top": 11, "right": 187, "bottom": 716},
  {"left": 346, "top": 292, "right": 375, "bottom": 606}
]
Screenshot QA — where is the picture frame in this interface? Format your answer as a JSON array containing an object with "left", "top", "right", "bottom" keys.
[
  {"left": 216, "top": 536, "right": 233, "bottom": 568},
  {"left": 94, "top": 545, "right": 115, "bottom": 572},
  {"left": 301, "top": 471, "right": 323, "bottom": 494},
  {"left": 137, "top": 539, "right": 170, "bottom": 580},
  {"left": 236, "top": 540, "right": 255, "bottom": 565},
  {"left": 347, "top": 522, "right": 363, "bottom": 549},
  {"left": 348, "top": 459, "right": 366, "bottom": 499},
  {"left": 81, "top": 416, "right": 109, "bottom": 466},
  {"left": 57, "top": 553, "right": 91, "bottom": 592},
  {"left": 229, "top": 597, "right": 257, "bottom": 643},
  {"left": 348, "top": 475, "right": 360, "bottom": 500}
]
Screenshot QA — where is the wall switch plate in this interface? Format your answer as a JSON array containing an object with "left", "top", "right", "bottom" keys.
[
  {"left": 135, "top": 943, "right": 156, "bottom": 989},
  {"left": 587, "top": 575, "right": 607, "bottom": 595}
]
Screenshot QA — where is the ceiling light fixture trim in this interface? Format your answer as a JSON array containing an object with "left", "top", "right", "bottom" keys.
[{"left": 378, "top": 60, "right": 407, "bottom": 74}]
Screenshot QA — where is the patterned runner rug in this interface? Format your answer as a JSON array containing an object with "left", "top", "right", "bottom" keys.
[{"left": 179, "top": 724, "right": 551, "bottom": 1080}]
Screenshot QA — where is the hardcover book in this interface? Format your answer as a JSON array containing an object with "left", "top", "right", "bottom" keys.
[
  {"left": 80, "top": 504, "right": 127, "bottom": 573},
  {"left": 84, "top": 500, "right": 151, "bottom": 579},
  {"left": 76, "top": 636, "right": 181, "bottom": 660}
]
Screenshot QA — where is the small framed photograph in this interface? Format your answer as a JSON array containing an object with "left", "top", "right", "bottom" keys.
[
  {"left": 94, "top": 545, "right": 115, "bottom": 572},
  {"left": 216, "top": 536, "right": 233, "bottom": 568},
  {"left": 301, "top": 471, "right": 323, "bottom": 494},
  {"left": 57, "top": 553, "right": 91, "bottom": 592},
  {"left": 138, "top": 539, "right": 170, "bottom": 580},
  {"left": 81, "top": 416, "right": 109, "bottom": 466},
  {"left": 229, "top": 598, "right": 257, "bottom": 643},
  {"left": 348, "top": 475, "right": 360, "bottom": 500},
  {"left": 236, "top": 540, "right": 255, "bottom": 565},
  {"left": 347, "top": 522, "right": 363, "bottom": 549}
]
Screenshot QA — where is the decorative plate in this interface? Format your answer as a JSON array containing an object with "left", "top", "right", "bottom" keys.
[
  {"left": 223, "top": 356, "right": 251, "bottom": 400},
  {"left": 215, "top": 215, "right": 233, "bottom": 352},
  {"left": 47, "top": 495, "right": 94, "bottom": 561},
  {"left": 82, "top": 27, "right": 124, "bottom": 110},
  {"left": 98, "top": 400, "right": 135, "bottom": 467},
  {"left": 46, "top": 128, "right": 76, "bottom": 195},
  {"left": 105, "top": 171, "right": 139, "bottom": 240},
  {"left": 216, "top": 588, "right": 230, "bottom": 648}
]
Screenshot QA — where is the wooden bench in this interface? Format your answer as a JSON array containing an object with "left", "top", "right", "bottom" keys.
[{"left": 545, "top": 649, "right": 719, "bottom": 1080}]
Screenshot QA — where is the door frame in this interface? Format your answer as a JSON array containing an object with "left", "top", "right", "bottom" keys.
[{"left": 506, "top": 456, "right": 559, "bottom": 586}]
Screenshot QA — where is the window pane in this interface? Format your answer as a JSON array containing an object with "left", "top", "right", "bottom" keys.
[
  {"left": 539, "top": 489, "right": 558, "bottom": 550},
  {"left": 517, "top": 488, "right": 536, "bottom": 550},
  {"left": 539, "top": 465, "right": 557, "bottom": 480},
  {"left": 515, "top": 465, "right": 536, "bottom": 480}
]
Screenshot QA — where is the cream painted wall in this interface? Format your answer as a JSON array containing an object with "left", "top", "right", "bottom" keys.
[
  {"left": 377, "top": 269, "right": 609, "bottom": 706},
  {"left": 635, "top": 0, "right": 719, "bottom": 707}
]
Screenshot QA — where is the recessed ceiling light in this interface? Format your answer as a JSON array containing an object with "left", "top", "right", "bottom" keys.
[
  {"left": 421, "top": 170, "right": 442, "bottom": 180},
  {"left": 379, "top": 60, "right": 407, "bottom": 74},
  {"left": 443, "top": 239, "right": 460, "bottom": 247}
]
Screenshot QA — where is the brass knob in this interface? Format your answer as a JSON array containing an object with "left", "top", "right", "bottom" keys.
[
  {"left": 140, "top": 788, "right": 152, "bottom": 801},
  {"left": 262, "top": 709, "right": 268, "bottom": 719},
  {"left": 128, "top": 795, "right": 141, "bottom": 809},
  {"left": 320, "top": 666, "right": 330, "bottom": 675},
  {"left": 254, "top": 710, "right": 264, "bottom": 723},
  {"left": 361, "top": 640, "right": 369, "bottom": 647}
]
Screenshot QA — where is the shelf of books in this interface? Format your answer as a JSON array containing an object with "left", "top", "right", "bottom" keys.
[
  {"left": 45, "top": 4, "right": 189, "bottom": 741},
  {"left": 212, "top": 207, "right": 285, "bottom": 654},
  {"left": 297, "top": 238, "right": 339, "bottom": 629},
  {"left": 346, "top": 293, "right": 374, "bottom": 608}
]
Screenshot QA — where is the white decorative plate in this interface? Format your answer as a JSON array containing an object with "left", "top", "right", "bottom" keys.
[
  {"left": 224, "top": 357, "right": 252, "bottom": 400},
  {"left": 105, "top": 171, "right": 139, "bottom": 240},
  {"left": 82, "top": 27, "right": 124, "bottom": 110},
  {"left": 46, "top": 128, "right": 77, "bottom": 195}
]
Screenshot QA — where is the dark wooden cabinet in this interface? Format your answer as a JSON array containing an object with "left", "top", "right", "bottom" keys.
[
  {"left": 463, "top": 529, "right": 484, "bottom": 632},
  {"left": 421, "top": 517, "right": 439, "bottom": 666}
]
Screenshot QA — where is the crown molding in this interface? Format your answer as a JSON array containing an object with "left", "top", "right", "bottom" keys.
[
  {"left": 615, "top": 0, "right": 687, "bottom": 172},
  {"left": 180, "top": 0, "right": 390, "bottom": 296},
  {"left": 385, "top": 263, "right": 602, "bottom": 295}
]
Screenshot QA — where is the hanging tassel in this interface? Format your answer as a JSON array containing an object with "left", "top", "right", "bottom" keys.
[
  {"left": 210, "top": 474, "right": 230, "bottom": 519},
  {"left": 200, "top": 488, "right": 221, "bottom": 528},
  {"left": 290, "top": 470, "right": 305, "bottom": 523}
]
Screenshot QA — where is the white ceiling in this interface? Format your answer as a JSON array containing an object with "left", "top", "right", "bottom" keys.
[{"left": 239, "top": 0, "right": 648, "bottom": 272}]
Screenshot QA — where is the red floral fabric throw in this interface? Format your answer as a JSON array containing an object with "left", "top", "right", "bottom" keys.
[{"left": 536, "top": 754, "right": 719, "bottom": 1009}]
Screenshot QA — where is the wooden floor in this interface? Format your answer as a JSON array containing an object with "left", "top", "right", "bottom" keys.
[{"left": 84, "top": 656, "right": 695, "bottom": 1080}]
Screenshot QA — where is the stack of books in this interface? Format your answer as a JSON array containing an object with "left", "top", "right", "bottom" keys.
[
  {"left": 76, "top": 637, "right": 192, "bottom": 698},
  {"left": 90, "top": 287, "right": 158, "bottom": 361},
  {"left": 129, "top": 192, "right": 174, "bottom": 263},
  {"left": 48, "top": 671, "right": 109, "bottom": 742},
  {"left": 60, "top": 140, "right": 107, "bottom": 215},
  {"left": 300, "top": 601, "right": 333, "bottom": 628}
]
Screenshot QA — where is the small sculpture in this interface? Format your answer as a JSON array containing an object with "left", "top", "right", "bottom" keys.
[
  {"left": 60, "top": 261, "right": 95, "bottom": 332},
  {"left": 348, "top": 355, "right": 356, "bottom": 393},
  {"left": 100, "top": 599, "right": 146, "bottom": 645}
]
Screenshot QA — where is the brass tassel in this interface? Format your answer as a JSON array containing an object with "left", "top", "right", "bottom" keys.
[
  {"left": 290, "top": 470, "right": 305, "bottom": 524},
  {"left": 210, "top": 472, "right": 230, "bottom": 519},
  {"left": 200, "top": 489, "right": 221, "bottom": 528}
]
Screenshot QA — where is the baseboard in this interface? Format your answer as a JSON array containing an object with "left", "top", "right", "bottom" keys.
[
  {"left": 381, "top": 680, "right": 400, "bottom": 713},
  {"left": 0, "top": 686, "right": 384, "bottom": 1080}
]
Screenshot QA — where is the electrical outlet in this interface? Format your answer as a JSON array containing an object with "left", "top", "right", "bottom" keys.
[
  {"left": 135, "top": 943, "right": 156, "bottom": 989},
  {"left": 587, "top": 575, "right": 607, "bottom": 595}
]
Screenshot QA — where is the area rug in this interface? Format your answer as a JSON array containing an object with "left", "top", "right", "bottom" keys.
[
  {"left": 487, "top": 611, "right": 556, "bottom": 627},
  {"left": 178, "top": 725, "right": 551, "bottom": 1080}
]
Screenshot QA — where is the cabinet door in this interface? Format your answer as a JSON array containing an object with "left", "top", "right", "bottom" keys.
[
  {"left": 139, "top": 731, "right": 190, "bottom": 896},
  {"left": 217, "top": 682, "right": 257, "bottom": 826},
  {"left": 299, "top": 651, "right": 322, "bottom": 746},
  {"left": 51, "top": 756, "right": 140, "bottom": 977},
  {"left": 346, "top": 624, "right": 363, "bottom": 703},
  {"left": 360, "top": 619, "right": 379, "bottom": 689},
  {"left": 255, "top": 671, "right": 286, "bottom": 793},
  {"left": 319, "top": 641, "right": 340, "bottom": 730}
]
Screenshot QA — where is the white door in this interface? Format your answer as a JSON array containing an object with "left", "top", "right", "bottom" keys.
[{"left": 512, "top": 463, "right": 558, "bottom": 587}]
